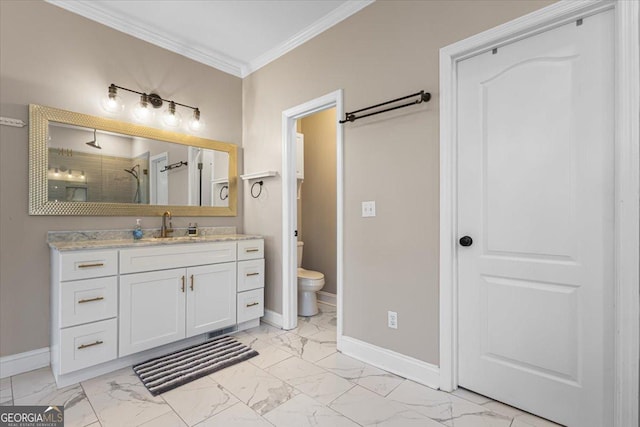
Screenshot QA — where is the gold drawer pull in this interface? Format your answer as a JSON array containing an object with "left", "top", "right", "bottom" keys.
[
  {"left": 246, "top": 272, "right": 260, "bottom": 277},
  {"left": 78, "top": 340, "right": 103, "bottom": 350},
  {"left": 78, "top": 263, "right": 105, "bottom": 269},
  {"left": 78, "top": 296, "right": 105, "bottom": 304},
  {"left": 245, "top": 248, "right": 260, "bottom": 253},
  {"left": 246, "top": 302, "right": 260, "bottom": 308}
]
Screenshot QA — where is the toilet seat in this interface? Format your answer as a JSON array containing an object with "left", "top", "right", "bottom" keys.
[{"left": 297, "top": 268, "right": 324, "bottom": 281}]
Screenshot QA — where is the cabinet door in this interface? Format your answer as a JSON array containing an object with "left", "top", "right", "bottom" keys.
[
  {"left": 119, "top": 268, "right": 186, "bottom": 356},
  {"left": 186, "top": 263, "right": 237, "bottom": 337}
]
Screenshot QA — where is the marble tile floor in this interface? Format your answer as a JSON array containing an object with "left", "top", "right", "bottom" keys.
[{"left": 0, "top": 302, "right": 561, "bottom": 427}]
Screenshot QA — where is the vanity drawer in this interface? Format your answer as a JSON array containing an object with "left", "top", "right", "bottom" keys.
[
  {"left": 59, "top": 318, "right": 117, "bottom": 374},
  {"left": 120, "top": 242, "right": 236, "bottom": 274},
  {"left": 59, "top": 250, "right": 118, "bottom": 281},
  {"left": 60, "top": 276, "right": 117, "bottom": 328},
  {"left": 237, "top": 289, "right": 264, "bottom": 323},
  {"left": 237, "top": 259, "right": 264, "bottom": 292},
  {"left": 237, "top": 239, "right": 264, "bottom": 261}
]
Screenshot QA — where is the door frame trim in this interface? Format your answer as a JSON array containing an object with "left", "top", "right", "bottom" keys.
[
  {"left": 439, "top": 1, "right": 639, "bottom": 426},
  {"left": 281, "top": 90, "right": 344, "bottom": 343},
  {"left": 149, "top": 151, "right": 168, "bottom": 205}
]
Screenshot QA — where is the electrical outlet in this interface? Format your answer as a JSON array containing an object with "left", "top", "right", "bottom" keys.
[
  {"left": 362, "top": 201, "right": 376, "bottom": 217},
  {"left": 388, "top": 311, "right": 398, "bottom": 329}
]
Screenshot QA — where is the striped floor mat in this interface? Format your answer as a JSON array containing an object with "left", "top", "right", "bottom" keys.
[{"left": 133, "top": 335, "right": 258, "bottom": 396}]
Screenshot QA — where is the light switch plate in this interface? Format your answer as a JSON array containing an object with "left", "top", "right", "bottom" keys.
[
  {"left": 388, "top": 311, "right": 398, "bottom": 329},
  {"left": 362, "top": 201, "right": 376, "bottom": 217}
]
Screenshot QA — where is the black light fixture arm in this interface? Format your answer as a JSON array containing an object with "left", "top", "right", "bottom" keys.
[
  {"left": 339, "top": 90, "right": 431, "bottom": 124},
  {"left": 108, "top": 83, "right": 199, "bottom": 112}
]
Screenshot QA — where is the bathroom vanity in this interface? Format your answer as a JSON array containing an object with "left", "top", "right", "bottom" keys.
[{"left": 48, "top": 233, "right": 264, "bottom": 387}]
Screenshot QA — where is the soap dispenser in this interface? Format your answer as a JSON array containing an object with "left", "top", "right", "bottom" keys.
[{"left": 133, "top": 219, "right": 143, "bottom": 240}]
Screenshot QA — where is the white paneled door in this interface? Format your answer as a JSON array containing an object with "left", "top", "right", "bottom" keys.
[{"left": 457, "top": 10, "right": 613, "bottom": 427}]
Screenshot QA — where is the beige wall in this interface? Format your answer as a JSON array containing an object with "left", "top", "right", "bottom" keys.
[
  {"left": 243, "top": 0, "right": 554, "bottom": 364},
  {"left": 299, "top": 109, "right": 337, "bottom": 295},
  {"left": 0, "top": 1, "right": 243, "bottom": 357},
  {"left": 0, "top": 0, "right": 556, "bottom": 363}
]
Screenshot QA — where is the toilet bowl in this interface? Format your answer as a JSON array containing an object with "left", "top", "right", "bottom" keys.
[{"left": 297, "top": 241, "right": 325, "bottom": 316}]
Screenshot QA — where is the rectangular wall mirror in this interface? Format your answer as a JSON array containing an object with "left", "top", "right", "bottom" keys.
[{"left": 29, "top": 104, "right": 237, "bottom": 216}]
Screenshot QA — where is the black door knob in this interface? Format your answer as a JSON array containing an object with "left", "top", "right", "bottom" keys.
[{"left": 459, "top": 236, "right": 473, "bottom": 247}]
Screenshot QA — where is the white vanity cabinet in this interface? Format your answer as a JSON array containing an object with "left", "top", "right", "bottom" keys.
[
  {"left": 118, "top": 243, "right": 237, "bottom": 357},
  {"left": 50, "top": 236, "right": 264, "bottom": 387}
]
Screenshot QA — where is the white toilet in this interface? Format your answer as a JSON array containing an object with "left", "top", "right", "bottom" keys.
[{"left": 297, "top": 241, "right": 325, "bottom": 316}]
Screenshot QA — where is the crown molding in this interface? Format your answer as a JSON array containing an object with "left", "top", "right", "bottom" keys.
[
  {"left": 47, "top": 0, "right": 374, "bottom": 79},
  {"left": 243, "top": 0, "right": 375, "bottom": 77},
  {"left": 46, "top": 0, "right": 245, "bottom": 77}
]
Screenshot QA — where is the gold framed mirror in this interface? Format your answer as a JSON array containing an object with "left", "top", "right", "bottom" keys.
[{"left": 29, "top": 104, "right": 237, "bottom": 216}]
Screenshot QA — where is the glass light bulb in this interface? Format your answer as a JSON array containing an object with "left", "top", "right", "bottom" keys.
[
  {"left": 132, "top": 94, "right": 153, "bottom": 122},
  {"left": 133, "top": 102, "right": 152, "bottom": 122},
  {"left": 163, "top": 102, "right": 182, "bottom": 128},
  {"left": 187, "top": 108, "right": 204, "bottom": 132},
  {"left": 188, "top": 115, "right": 205, "bottom": 132},
  {"left": 102, "top": 94, "right": 124, "bottom": 113}
]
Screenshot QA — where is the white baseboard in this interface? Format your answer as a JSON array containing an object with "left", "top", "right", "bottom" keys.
[
  {"left": 0, "top": 347, "right": 50, "bottom": 379},
  {"left": 261, "top": 309, "right": 283, "bottom": 329},
  {"left": 338, "top": 335, "right": 440, "bottom": 389},
  {"left": 317, "top": 291, "right": 336, "bottom": 306},
  {"left": 236, "top": 318, "right": 260, "bottom": 332}
]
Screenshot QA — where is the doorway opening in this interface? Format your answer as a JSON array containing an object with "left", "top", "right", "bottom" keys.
[
  {"left": 295, "top": 108, "right": 337, "bottom": 313},
  {"left": 281, "top": 90, "right": 344, "bottom": 349}
]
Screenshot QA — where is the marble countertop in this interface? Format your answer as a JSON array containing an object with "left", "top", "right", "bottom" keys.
[{"left": 48, "top": 228, "right": 262, "bottom": 251}]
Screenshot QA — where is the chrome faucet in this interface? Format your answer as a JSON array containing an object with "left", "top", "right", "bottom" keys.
[{"left": 160, "top": 211, "right": 173, "bottom": 238}]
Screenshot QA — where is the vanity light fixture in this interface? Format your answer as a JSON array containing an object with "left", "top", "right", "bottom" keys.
[
  {"left": 102, "top": 83, "right": 203, "bottom": 131},
  {"left": 54, "top": 168, "right": 59, "bottom": 177}
]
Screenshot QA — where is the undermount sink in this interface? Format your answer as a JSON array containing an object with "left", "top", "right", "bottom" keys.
[{"left": 149, "top": 235, "right": 203, "bottom": 241}]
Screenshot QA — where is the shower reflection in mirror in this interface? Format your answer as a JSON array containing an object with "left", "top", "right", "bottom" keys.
[{"left": 47, "top": 122, "right": 229, "bottom": 207}]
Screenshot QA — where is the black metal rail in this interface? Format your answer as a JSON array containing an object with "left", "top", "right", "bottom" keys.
[
  {"left": 339, "top": 90, "right": 431, "bottom": 124},
  {"left": 160, "top": 161, "right": 188, "bottom": 173}
]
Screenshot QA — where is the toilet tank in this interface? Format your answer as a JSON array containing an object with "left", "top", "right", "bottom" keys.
[{"left": 297, "top": 241, "right": 304, "bottom": 268}]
